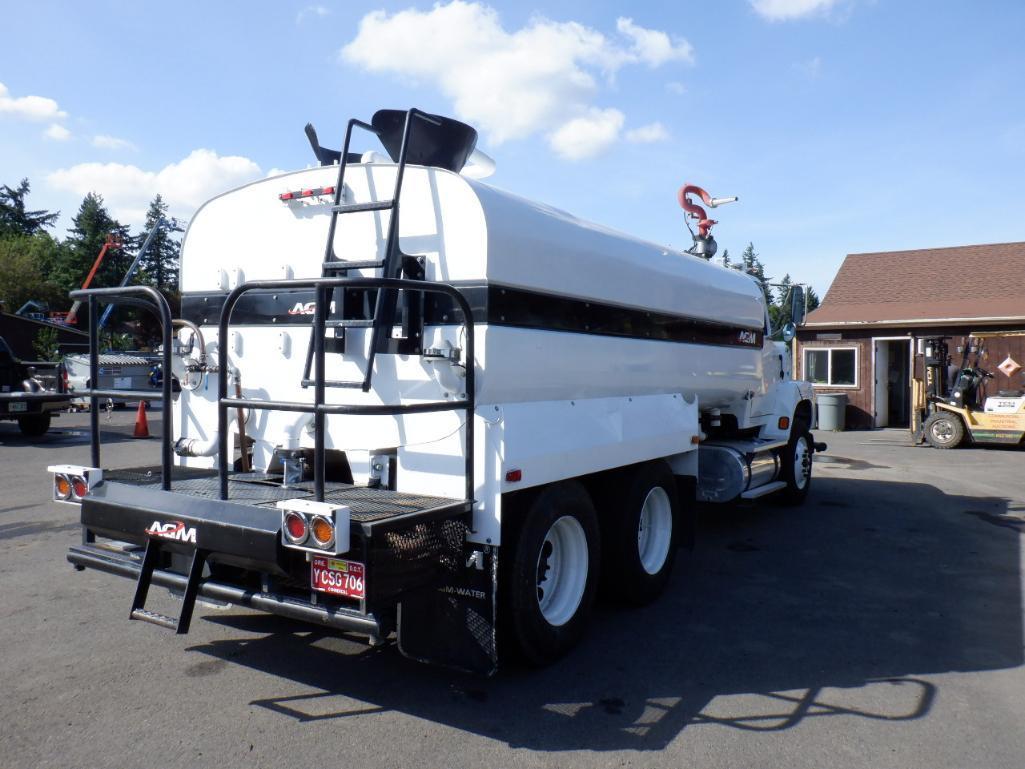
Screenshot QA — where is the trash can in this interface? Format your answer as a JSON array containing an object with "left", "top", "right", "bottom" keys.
[{"left": 816, "top": 393, "right": 848, "bottom": 431}]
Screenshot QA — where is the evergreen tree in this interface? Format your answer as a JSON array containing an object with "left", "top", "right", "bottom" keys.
[
  {"left": 740, "top": 241, "right": 772, "bottom": 302},
  {"left": 53, "top": 193, "right": 131, "bottom": 294},
  {"left": 720, "top": 248, "right": 731, "bottom": 267},
  {"left": 0, "top": 179, "right": 59, "bottom": 236},
  {"left": 136, "top": 195, "right": 182, "bottom": 293},
  {"left": 806, "top": 286, "right": 821, "bottom": 313}
]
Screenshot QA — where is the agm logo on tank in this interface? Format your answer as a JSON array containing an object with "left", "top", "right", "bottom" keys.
[
  {"left": 287, "top": 301, "right": 337, "bottom": 316},
  {"left": 146, "top": 520, "right": 197, "bottom": 544}
]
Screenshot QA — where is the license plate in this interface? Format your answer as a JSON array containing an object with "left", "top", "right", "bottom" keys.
[
  {"left": 7, "top": 401, "right": 27, "bottom": 413},
  {"left": 311, "top": 556, "right": 365, "bottom": 599}
]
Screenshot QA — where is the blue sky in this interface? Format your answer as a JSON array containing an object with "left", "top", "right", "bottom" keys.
[{"left": 2, "top": 0, "right": 1024, "bottom": 296}]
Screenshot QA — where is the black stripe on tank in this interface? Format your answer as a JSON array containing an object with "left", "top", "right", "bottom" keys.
[{"left": 180, "top": 283, "right": 763, "bottom": 348}]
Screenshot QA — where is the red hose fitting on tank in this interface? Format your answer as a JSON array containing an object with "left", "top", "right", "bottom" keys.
[{"left": 677, "top": 184, "right": 718, "bottom": 238}]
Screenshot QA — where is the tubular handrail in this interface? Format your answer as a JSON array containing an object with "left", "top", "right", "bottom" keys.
[
  {"left": 68, "top": 285, "right": 174, "bottom": 491},
  {"left": 216, "top": 276, "right": 476, "bottom": 505}
]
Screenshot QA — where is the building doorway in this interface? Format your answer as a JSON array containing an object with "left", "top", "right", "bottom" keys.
[{"left": 873, "top": 338, "right": 911, "bottom": 427}]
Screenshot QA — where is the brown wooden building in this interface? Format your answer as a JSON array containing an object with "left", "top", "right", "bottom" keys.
[{"left": 795, "top": 242, "right": 1025, "bottom": 429}]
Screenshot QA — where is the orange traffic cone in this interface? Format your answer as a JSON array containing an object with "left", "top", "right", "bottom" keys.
[{"left": 132, "top": 401, "right": 150, "bottom": 438}]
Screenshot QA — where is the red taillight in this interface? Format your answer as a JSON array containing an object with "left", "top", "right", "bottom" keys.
[
  {"left": 284, "top": 512, "right": 308, "bottom": 544},
  {"left": 505, "top": 469, "right": 522, "bottom": 483},
  {"left": 322, "top": 186, "right": 335, "bottom": 195},
  {"left": 71, "top": 475, "right": 89, "bottom": 499},
  {"left": 279, "top": 192, "right": 295, "bottom": 201}
]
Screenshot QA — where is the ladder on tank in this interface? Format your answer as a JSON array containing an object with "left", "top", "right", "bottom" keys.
[{"left": 299, "top": 108, "right": 440, "bottom": 393}]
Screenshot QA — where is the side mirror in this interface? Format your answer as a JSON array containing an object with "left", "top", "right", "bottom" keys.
[
  {"left": 782, "top": 323, "right": 797, "bottom": 343},
  {"left": 791, "top": 285, "right": 807, "bottom": 326}
]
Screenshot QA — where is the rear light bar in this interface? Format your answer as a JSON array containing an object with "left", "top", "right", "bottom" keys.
[
  {"left": 279, "top": 186, "right": 335, "bottom": 202},
  {"left": 276, "top": 499, "right": 350, "bottom": 555},
  {"left": 47, "top": 464, "right": 102, "bottom": 505}
]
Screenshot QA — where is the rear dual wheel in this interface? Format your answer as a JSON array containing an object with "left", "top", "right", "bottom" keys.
[
  {"left": 504, "top": 481, "right": 600, "bottom": 666},
  {"left": 503, "top": 463, "right": 684, "bottom": 666},
  {"left": 601, "top": 461, "right": 682, "bottom": 605}
]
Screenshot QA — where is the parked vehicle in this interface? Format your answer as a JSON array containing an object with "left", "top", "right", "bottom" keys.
[
  {"left": 55, "top": 109, "right": 822, "bottom": 673},
  {"left": 0, "top": 336, "right": 67, "bottom": 436},
  {"left": 63, "top": 352, "right": 164, "bottom": 408},
  {"left": 918, "top": 332, "right": 1025, "bottom": 448}
]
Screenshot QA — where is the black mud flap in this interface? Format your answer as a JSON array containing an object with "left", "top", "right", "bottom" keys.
[{"left": 396, "top": 544, "right": 498, "bottom": 676}]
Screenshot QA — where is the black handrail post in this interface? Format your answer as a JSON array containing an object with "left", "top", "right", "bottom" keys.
[
  {"left": 88, "top": 295, "right": 100, "bottom": 469},
  {"left": 159, "top": 292, "right": 173, "bottom": 491},
  {"left": 217, "top": 286, "right": 241, "bottom": 501},
  {"left": 313, "top": 284, "right": 327, "bottom": 502},
  {"left": 464, "top": 305, "right": 475, "bottom": 505}
]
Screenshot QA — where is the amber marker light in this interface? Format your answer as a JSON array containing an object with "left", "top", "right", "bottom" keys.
[
  {"left": 310, "top": 516, "right": 335, "bottom": 548},
  {"left": 54, "top": 475, "right": 72, "bottom": 500}
]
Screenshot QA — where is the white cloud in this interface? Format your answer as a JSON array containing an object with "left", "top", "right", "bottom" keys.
[
  {"left": 92, "top": 134, "right": 137, "bottom": 151},
  {"left": 340, "top": 2, "right": 693, "bottom": 160},
  {"left": 794, "top": 56, "right": 823, "bottom": 78},
  {"left": 625, "top": 122, "right": 669, "bottom": 144},
  {"left": 0, "top": 81, "right": 67, "bottom": 121},
  {"left": 44, "top": 123, "right": 71, "bottom": 141},
  {"left": 47, "top": 149, "right": 262, "bottom": 225},
  {"left": 296, "top": 5, "right": 330, "bottom": 24},
  {"left": 750, "top": 0, "right": 838, "bottom": 21},
  {"left": 616, "top": 18, "right": 693, "bottom": 66},
  {"left": 665, "top": 81, "right": 687, "bottom": 95},
  {"left": 549, "top": 108, "right": 625, "bottom": 161}
]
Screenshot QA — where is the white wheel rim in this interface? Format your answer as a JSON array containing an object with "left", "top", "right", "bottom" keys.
[
  {"left": 794, "top": 437, "right": 811, "bottom": 490},
  {"left": 931, "top": 420, "right": 954, "bottom": 442},
  {"left": 637, "top": 487, "right": 673, "bottom": 575},
  {"left": 536, "top": 515, "right": 589, "bottom": 627}
]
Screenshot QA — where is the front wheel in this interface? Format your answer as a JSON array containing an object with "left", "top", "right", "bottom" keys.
[
  {"left": 924, "top": 412, "right": 965, "bottom": 449},
  {"left": 503, "top": 481, "right": 600, "bottom": 666},
  {"left": 780, "top": 421, "right": 813, "bottom": 505}
]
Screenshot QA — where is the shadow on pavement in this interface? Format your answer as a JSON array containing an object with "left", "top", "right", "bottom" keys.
[
  {"left": 0, "top": 416, "right": 164, "bottom": 447},
  {"left": 186, "top": 475, "right": 1022, "bottom": 751}
]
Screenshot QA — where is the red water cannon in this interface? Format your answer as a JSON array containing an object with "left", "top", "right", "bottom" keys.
[{"left": 678, "top": 184, "right": 737, "bottom": 258}]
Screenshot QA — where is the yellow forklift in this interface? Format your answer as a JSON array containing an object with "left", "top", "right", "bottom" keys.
[{"left": 913, "top": 331, "right": 1025, "bottom": 449}]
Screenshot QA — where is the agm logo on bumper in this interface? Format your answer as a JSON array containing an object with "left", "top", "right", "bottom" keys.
[{"left": 146, "top": 520, "right": 197, "bottom": 544}]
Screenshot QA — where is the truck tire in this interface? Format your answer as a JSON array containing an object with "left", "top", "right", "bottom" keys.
[
  {"left": 503, "top": 481, "right": 600, "bottom": 666},
  {"left": 601, "top": 461, "right": 681, "bottom": 606},
  {"left": 923, "top": 412, "right": 965, "bottom": 449},
  {"left": 780, "top": 420, "right": 812, "bottom": 505},
  {"left": 18, "top": 413, "right": 51, "bottom": 437}
]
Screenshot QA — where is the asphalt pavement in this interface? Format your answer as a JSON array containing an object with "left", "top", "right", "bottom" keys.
[{"left": 1, "top": 411, "right": 1023, "bottom": 768}]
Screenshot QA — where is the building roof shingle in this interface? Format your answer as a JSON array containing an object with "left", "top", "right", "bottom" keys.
[{"left": 805, "top": 241, "right": 1025, "bottom": 326}]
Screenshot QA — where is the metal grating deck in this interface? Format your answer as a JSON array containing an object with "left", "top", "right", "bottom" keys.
[{"left": 102, "top": 466, "right": 463, "bottom": 522}]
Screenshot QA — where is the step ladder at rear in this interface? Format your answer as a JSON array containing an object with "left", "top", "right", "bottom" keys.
[{"left": 129, "top": 538, "right": 207, "bottom": 635}]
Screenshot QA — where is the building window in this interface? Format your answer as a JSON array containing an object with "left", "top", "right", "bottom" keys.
[{"left": 804, "top": 347, "right": 857, "bottom": 387}]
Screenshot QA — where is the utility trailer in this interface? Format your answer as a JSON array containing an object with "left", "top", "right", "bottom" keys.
[{"left": 55, "top": 109, "right": 823, "bottom": 673}]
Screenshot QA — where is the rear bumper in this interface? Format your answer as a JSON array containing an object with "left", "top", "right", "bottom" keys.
[
  {"left": 81, "top": 480, "right": 285, "bottom": 573},
  {"left": 67, "top": 542, "right": 387, "bottom": 640}
]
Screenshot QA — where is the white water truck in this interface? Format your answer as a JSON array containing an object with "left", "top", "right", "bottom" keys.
[{"left": 52, "top": 109, "right": 823, "bottom": 673}]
